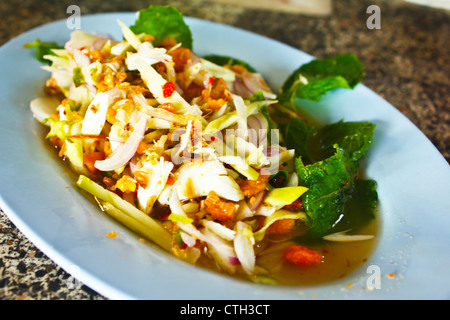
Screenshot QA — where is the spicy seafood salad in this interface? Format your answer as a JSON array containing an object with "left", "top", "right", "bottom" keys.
[{"left": 27, "top": 6, "right": 379, "bottom": 285}]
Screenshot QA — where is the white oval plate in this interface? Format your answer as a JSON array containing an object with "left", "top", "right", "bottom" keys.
[{"left": 1, "top": 12, "right": 449, "bottom": 300}]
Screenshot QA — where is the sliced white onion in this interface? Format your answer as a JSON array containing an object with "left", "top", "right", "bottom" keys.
[
  {"left": 145, "top": 105, "right": 190, "bottom": 125},
  {"left": 157, "top": 184, "right": 172, "bottom": 206},
  {"left": 234, "top": 221, "right": 256, "bottom": 275},
  {"left": 246, "top": 114, "right": 262, "bottom": 131},
  {"left": 202, "top": 227, "right": 238, "bottom": 274},
  {"left": 230, "top": 93, "right": 249, "bottom": 140},
  {"left": 231, "top": 93, "right": 247, "bottom": 119},
  {"left": 202, "top": 220, "right": 236, "bottom": 241},
  {"left": 125, "top": 42, "right": 172, "bottom": 71},
  {"left": 235, "top": 199, "right": 254, "bottom": 220},
  {"left": 40, "top": 65, "right": 72, "bottom": 78},
  {"left": 73, "top": 49, "right": 91, "bottom": 68},
  {"left": 81, "top": 92, "right": 109, "bottom": 135},
  {"left": 133, "top": 58, "right": 200, "bottom": 115},
  {"left": 286, "top": 172, "right": 299, "bottom": 187},
  {"left": 180, "top": 231, "right": 197, "bottom": 247},
  {"left": 241, "top": 72, "right": 277, "bottom": 100},
  {"left": 94, "top": 115, "right": 147, "bottom": 171},
  {"left": 250, "top": 190, "right": 266, "bottom": 212},
  {"left": 30, "top": 96, "right": 60, "bottom": 124},
  {"left": 183, "top": 50, "right": 203, "bottom": 85},
  {"left": 132, "top": 93, "right": 190, "bottom": 125},
  {"left": 129, "top": 155, "right": 141, "bottom": 175},
  {"left": 265, "top": 145, "right": 282, "bottom": 157},
  {"left": 200, "top": 58, "right": 236, "bottom": 82},
  {"left": 323, "top": 230, "right": 375, "bottom": 242},
  {"left": 168, "top": 186, "right": 221, "bottom": 246},
  {"left": 168, "top": 182, "right": 238, "bottom": 273},
  {"left": 247, "top": 113, "right": 269, "bottom": 148},
  {"left": 188, "top": 50, "right": 202, "bottom": 65},
  {"left": 91, "top": 38, "right": 109, "bottom": 51},
  {"left": 175, "top": 160, "right": 244, "bottom": 202},
  {"left": 232, "top": 76, "right": 252, "bottom": 98},
  {"left": 136, "top": 157, "right": 174, "bottom": 214},
  {"left": 65, "top": 30, "right": 102, "bottom": 50}
]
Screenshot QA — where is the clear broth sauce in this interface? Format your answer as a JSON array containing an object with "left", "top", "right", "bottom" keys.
[
  {"left": 257, "top": 218, "right": 378, "bottom": 286},
  {"left": 192, "top": 215, "right": 378, "bottom": 286}
]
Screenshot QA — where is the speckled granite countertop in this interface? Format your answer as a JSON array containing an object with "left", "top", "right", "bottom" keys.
[{"left": 0, "top": 0, "right": 448, "bottom": 300}]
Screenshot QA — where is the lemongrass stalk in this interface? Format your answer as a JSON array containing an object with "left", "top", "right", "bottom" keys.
[{"left": 76, "top": 175, "right": 172, "bottom": 252}]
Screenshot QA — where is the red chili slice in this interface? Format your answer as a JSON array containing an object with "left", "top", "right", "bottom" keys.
[{"left": 162, "top": 81, "right": 176, "bottom": 98}]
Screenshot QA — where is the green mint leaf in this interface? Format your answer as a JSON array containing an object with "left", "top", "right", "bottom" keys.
[
  {"left": 294, "top": 76, "right": 350, "bottom": 101},
  {"left": 308, "top": 120, "right": 376, "bottom": 162},
  {"left": 130, "top": 5, "right": 193, "bottom": 49},
  {"left": 283, "top": 117, "right": 316, "bottom": 163},
  {"left": 279, "top": 53, "right": 365, "bottom": 105},
  {"left": 295, "top": 146, "right": 358, "bottom": 238},
  {"left": 331, "top": 179, "right": 378, "bottom": 233},
  {"left": 278, "top": 116, "right": 375, "bottom": 164},
  {"left": 295, "top": 146, "right": 378, "bottom": 238},
  {"left": 24, "top": 38, "right": 63, "bottom": 65}
]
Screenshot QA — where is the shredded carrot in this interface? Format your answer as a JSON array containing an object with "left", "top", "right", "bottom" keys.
[
  {"left": 158, "top": 102, "right": 175, "bottom": 112},
  {"left": 169, "top": 47, "right": 191, "bottom": 72},
  {"left": 114, "top": 175, "right": 137, "bottom": 193},
  {"left": 49, "top": 136, "right": 63, "bottom": 148},
  {"left": 66, "top": 134, "right": 108, "bottom": 140},
  {"left": 206, "top": 97, "right": 226, "bottom": 111},
  {"left": 204, "top": 190, "right": 236, "bottom": 222},
  {"left": 209, "top": 77, "right": 228, "bottom": 100},
  {"left": 103, "top": 140, "right": 112, "bottom": 157},
  {"left": 83, "top": 151, "right": 106, "bottom": 174},
  {"left": 239, "top": 174, "right": 269, "bottom": 198},
  {"left": 283, "top": 245, "right": 323, "bottom": 267},
  {"left": 266, "top": 219, "right": 296, "bottom": 235},
  {"left": 183, "top": 82, "right": 203, "bottom": 101},
  {"left": 116, "top": 72, "right": 127, "bottom": 82},
  {"left": 97, "top": 67, "right": 127, "bottom": 92},
  {"left": 134, "top": 170, "right": 149, "bottom": 189},
  {"left": 136, "top": 141, "right": 150, "bottom": 155},
  {"left": 106, "top": 231, "right": 117, "bottom": 238},
  {"left": 230, "top": 64, "right": 248, "bottom": 74},
  {"left": 196, "top": 77, "right": 231, "bottom": 110},
  {"left": 166, "top": 176, "right": 175, "bottom": 186},
  {"left": 159, "top": 37, "right": 178, "bottom": 48},
  {"left": 122, "top": 190, "right": 136, "bottom": 204},
  {"left": 106, "top": 107, "right": 117, "bottom": 124},
  {"left": 143, "top": 34, "right": 155, "bottom": 42},
  {"left": 88, "top": 49, "right": 104, "bottom": 62}
]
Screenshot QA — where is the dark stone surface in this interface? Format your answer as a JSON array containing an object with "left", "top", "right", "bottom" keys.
[{"left": 0, "top": 0, "right": 448, "bottom": 300}]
